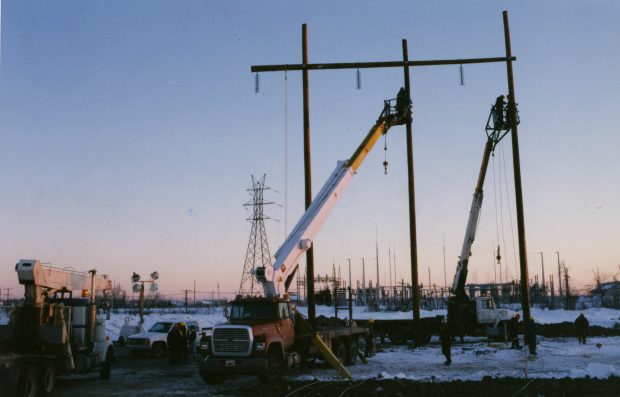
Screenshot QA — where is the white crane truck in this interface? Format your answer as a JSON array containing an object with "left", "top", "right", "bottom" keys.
[
  {"left": 446, "top": 97, "right": 519, "bottom": 339},
  {"left": 0, "top": 260, "right": 114, "bottom": 397},
  {"left": 197, "top": 96, "right": 410, "bottom": 385}
]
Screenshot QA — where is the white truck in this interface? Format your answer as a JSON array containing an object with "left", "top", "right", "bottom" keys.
[
  {"left": 126, "top": 320, "right": 200, "bottom": 358},
  {"left": 0, "top": 259, "right": 114, "bottom": 397}
]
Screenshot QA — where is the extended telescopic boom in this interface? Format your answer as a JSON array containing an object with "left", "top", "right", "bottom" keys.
[{"left": 256, "top": 97, "right": 410, "bottom": 297}]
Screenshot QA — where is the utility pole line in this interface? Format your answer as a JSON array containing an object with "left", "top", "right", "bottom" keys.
[
  {"left": 251, "top": 11, "right": 525, "bottom": 329},
  {"left": 194, "top": 279, "right": 196, "bottom": 304},
  {"left": 362, "top": 258, "right": 366, "bottom": 306},
  {"left": 388, "top": 242, "right": 393, "bottom": 288},
  {"left": 443, "top": 234, "right": 447, "bottom": 289},
  {"left": 347, "top": 258, "right": 352, "bottom": 290},
  {"left": 555, "top": 251, "right": 563, "bottom": 300},
  {"left": 375, "top": 227, "right": 380, "bottom": 290},
  {"left": 539, "top": 252, "right": 546, "bottom": 306},
  {"left": 182, "top": 289, "right": 191, "bottom": 314}
]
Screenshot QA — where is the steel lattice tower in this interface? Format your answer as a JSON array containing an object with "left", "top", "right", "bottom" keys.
[{"left": 238, "top": 175, "right": 273, "bottom": 297}]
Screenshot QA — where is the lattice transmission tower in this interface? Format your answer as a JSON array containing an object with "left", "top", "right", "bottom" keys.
[{"left": 238, "top": 175, "right": 273, "bottom": 297}]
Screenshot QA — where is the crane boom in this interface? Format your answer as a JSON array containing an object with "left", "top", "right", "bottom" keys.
[
  {"left": 16, "top": 259, "right": 112, "bottom": 304},
  {"left": 256, "top": 99, "right": 408, "bottom": 297},
  {"left": 450, "top": 97, "right": 518, "bottom": 298}
]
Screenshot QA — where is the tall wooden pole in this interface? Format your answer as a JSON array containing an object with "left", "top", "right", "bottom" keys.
[
  {"left": 302, "top": 24, "right": 316, "bottom": 328},
  {"left": 402, "top": 39, "right": 421, "bottom": 340},
  {"left": 555, "top": 251, "right": 563, "bottom": 301},
  {"left": 503, "top": 10, "right": 531, "bottom": 321}
]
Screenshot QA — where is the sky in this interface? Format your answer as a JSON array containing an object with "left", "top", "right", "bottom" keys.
[{"left": 1, "top": 1, "right": 619, "bottom": 299}]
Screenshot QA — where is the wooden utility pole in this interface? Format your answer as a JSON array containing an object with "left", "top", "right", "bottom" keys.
[
  {"left": 503, "top": 10, "right": 531, "bottom": 321},
  {"left": 251, "top": 11, "right": 525, "bottom": 332}
]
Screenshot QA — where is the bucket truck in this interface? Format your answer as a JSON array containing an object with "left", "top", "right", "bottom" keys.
[
  {"left": 0, "top": 260, "right": 114, "bottom": 397},
  {"left": 447, "top": 96, "right": 519, "bottom": 339},
  {"left": 197, "top": 95, "right": 410, "bottom": 385}
]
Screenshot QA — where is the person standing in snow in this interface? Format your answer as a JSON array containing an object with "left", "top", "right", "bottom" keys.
[
  {"left": 574, "top": 313, "right": 590, "bottom": 344},
  {"left": 189, "top": 327, "right": 197, "bottom": 360},
  {"left": 179, "top": 322, "right": 189, "bottom": 363},
  {"left": 167, "top": 323, "right": 182, "bottom": 365},
  {"left": 440, "top": 320, "right": 452, "bottom": 365},
  {"left": 508, "top": 313, "right": 521, "bottom": 349},
  {"left": 524, "top": 317, "right": 537, "bottom": 356}
]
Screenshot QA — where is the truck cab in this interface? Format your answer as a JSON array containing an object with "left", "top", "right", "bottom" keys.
[
  {"left": 475, "top": 296, "right": 514, "bottom": 326},
  {"left": 198, "top": 297, "right": 298, "bottom": 384}
]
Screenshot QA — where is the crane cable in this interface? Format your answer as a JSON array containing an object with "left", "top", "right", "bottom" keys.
[
  {"left": 284, "top": 70, "right": 289, "bottom": 238},
  {"left": 492, "top": 153, "right": 502, "bottom": 284},
  {"left": 500, "top": 142, "right": 520, "bottom": 280}
]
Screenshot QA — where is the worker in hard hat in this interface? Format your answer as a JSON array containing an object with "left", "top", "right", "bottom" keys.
[
  {"left": 508, "top": 313, "right": 521, "bottom": 349},
  {"left": 179, "top": 322, "right": 189, "bottom": 363},
  {"left": 524, "top": 317, "right": 537, "bottom": 356},
  {"left": 440, "top": 318, "right": 452, "bottom": 365}
]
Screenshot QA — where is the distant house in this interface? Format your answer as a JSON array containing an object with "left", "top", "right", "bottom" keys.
[{"left": 590, "top": 281, "right": 620, "bottom": 308}]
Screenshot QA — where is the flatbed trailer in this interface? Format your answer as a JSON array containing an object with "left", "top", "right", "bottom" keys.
[{"left": 354, "top": 317, "right": 443, "bottom": 345}]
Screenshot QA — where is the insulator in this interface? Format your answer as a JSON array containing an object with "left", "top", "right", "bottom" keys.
[
  {"left": 459, "top": 64, "right": 465, "bottom": 86},
  {"left": 356, "top": 69, "right": 361, "bottom": 90},
  {"left": 255, "top": 73, "right": 260, "bottom": 93}
]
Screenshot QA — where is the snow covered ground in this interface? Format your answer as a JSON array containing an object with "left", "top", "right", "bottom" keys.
[
  {"left": 2, "top": 305, "right": 620, "bottom": 341},
  {"left": 298, "top": 336, "right": 620, "bottom": 382}
]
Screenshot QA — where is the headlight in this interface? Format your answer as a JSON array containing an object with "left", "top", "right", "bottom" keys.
[{"left": 255, "top": 342, "right": 266, "bottom": 351}]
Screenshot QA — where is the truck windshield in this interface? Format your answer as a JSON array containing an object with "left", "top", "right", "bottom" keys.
[
  {"left": 149, "top": 322, "right": 173, "bottom": 333},
  {"left": 229, "top": 303, "right": 276, "bottom": 321}
]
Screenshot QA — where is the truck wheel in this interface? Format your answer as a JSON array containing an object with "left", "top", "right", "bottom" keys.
[
  {"left": 100, "top": 348, "right": 113, "bottom": 380},
  {"left": 38, "top": 361, "right": 55, "bottom": 397},
  {"left": 152, "top": 343, "right": 166, "bottom": 358},
  {"left": 390, "top": 328, "right": 408, "bottom": 345},
  {"left": 345, "top": 341, "right": 358, "bottom": 366},
  {"left": 332, "top": 341, "right": 347, "bottom": 363},
  {"left": 416, "top": 329, "right": 431, "bottom": 346},
  {"left": 17, "top": 365, "right": 38, "bottom": 397},
  {"left": 199, "top": 370, "right": 226, "bottom": 385},
  {"left": 258, "top": 349, "right": 284, "bottom": 383}
]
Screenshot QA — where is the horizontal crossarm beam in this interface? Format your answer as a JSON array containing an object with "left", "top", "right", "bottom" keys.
[{"left": 251, "top": 56, "right": 516, "bottom": 73}]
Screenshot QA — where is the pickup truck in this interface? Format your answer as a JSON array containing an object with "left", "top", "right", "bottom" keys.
[{"left": 126, "top": 320, "right": 200, "bottom": 358}]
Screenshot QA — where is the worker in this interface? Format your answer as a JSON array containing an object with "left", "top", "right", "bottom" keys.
[
  {"left": 395, "top": 87, "right": 409, "bottom": 118},
  {"left": 494, "top": 95, "right": 506, "bottom": 128},
  {"left": 189, "top": 326, "right": 198, "bottom": 360},
  {"left": 508, "top": 313, "right": 521, "bottom": 349},
  {"left": 440, "top": 319, "right": 452, "bottom": 366},
  {"left": 574, "top": 313, "right": 590, "bottom": 344},
  {"left": 524, "top": 317, "right": 537, "bottom": 356},
  {"left": 167, "top": 323, "right": 182, "bottom": 365},
  {"left": 179, "top": 322, "right": 189, "bottom": 363}
]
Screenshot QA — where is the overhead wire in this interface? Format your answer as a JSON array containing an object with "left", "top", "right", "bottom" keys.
[{"left": 500, "top": 141, "right": 519, "bottom": 280}]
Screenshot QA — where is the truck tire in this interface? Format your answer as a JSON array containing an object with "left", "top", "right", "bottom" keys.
[
  {"left": 38, "top": 361, "right": 55, "bottom": 397},
  {"left": 345, "top": 340, "right": 358, "bottom": 366},
  {"left": 100, "top": 348, "right": 113, "bottom": 380},
  {"left": 17, "top": 365, "right": 38, "bottom": 397},
  {"left": 199, "top": 370, "right": 226, "bottom": 385},
  {"left": 332, "top": 341, "right": 347, "bottom": 363},
  {"left": 151, "top": 343, "right": 166, "bottom": 359},
  {"left": 258, "top": 349, "right": 284, "bottom": 383},
  {"left": 416, "top": 328, "right": 432, "bottom": 346},
  {"left": 389, "top": 328, "right": 408, "bottom": 345}
]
